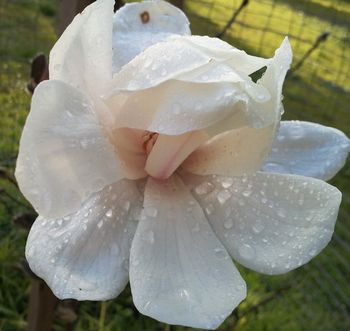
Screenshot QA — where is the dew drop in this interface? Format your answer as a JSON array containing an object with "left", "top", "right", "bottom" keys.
[
  {"left": 179, "top": 288, "right": 190, "bottom": 299},
  {"left": 195, "top": 182, "right": 214, "bottom": 195},
  {"left": 252, "top": 220, "right": 264, "bottom": 234},
  {"left": 238, "top": 244, "right": 256, "bottom": 260},
  {"left": 217, "top": 190, "right": 231, "bottom": 205},
  {"left": 221, "top": 177, "right": 234, "bottom": 188},
  {"left": 205, "top": 204, "right": 215, "bottom": 215},
  {"left": 214, "top": 247, "right": 227, "bottom": 259},
  {"left": 242, "top": 189, "right": 252, "bottom": 197},
  {"left": 105, "top": 209, "right": 113, "bottom": 218}
]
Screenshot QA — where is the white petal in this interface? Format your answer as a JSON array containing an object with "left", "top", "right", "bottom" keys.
[
  {"left": 26, "top": 180, "right": 142, "bottom": 300},
  {"left": 182, "top": 125, "right": 274, "bottom": 177},
  {"left": 15, "top": 80, "right": 122, "bottom": 219},
  {"left": 112, "top": 0, "right": 190, "bottom": 73},
  {"left": 241, "top": 37, "right": 293, "bottom": 129},
  {"left": 50, "top": 0, "right": 114, "bottom": 95},
  {"left": 107, "top": 38, "right": 290, "bottom": 136},
  {"left": 184, "top": 35, "right": 271, "bottom": 75},
  {"left": 263, "top": 121, "right": 350, "bottom": 180},
  {"left": 189, "top": 172, "right": 341, "bottom": 275},
  {"left": 111, "top": 35, "right": 269, "bottom": 92},
  {"left": 107, "top": 80, "right": 249, "bottom": 135},
  {"left": 130, "top": 175, "right": 246, "bottom": 329}
]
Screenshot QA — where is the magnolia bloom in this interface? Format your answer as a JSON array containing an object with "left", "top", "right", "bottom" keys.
[{"left": 16, "top": 0, "right": 349, "bottom": 329}]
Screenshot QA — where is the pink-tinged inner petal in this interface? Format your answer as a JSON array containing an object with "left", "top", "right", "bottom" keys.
[
  {"left": 145, "top": 130, "right": 208, "bottom": 180},
  {"left": 111, "top": 128, "right": 147, "bottom": 179}
]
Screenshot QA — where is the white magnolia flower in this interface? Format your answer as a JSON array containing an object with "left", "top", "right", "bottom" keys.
[{"left": 15, "top": 0, "right": 349, "bottom": 329}]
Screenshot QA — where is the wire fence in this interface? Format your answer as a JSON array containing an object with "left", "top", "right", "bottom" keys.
[{"left": 0, "top": 0, "right": 349, "bottom": 330}]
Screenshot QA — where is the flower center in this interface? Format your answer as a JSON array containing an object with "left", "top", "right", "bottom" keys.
[
  {"left": 142, "top": 131, "right": 159, "bottom": 155},
  {"left": 144, "top": 130, "right": 208, "bottom": 180}
]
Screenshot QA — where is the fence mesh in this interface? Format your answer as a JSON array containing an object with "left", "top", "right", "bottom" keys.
[{"left": 0, "top": 0, "right": 349, "bottom": 330}]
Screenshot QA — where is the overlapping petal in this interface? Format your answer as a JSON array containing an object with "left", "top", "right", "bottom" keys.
[
  {"left": 263, "top": 121, "right": 350, "bottom": 180},
  {"left": 112, "top": 0, "right": 190, "bottom": 73},
  {"left": 130, "top": 175, "right": 246, "bottom": 329},
  {"left": 107, "top": 37, "right": 291, "bottom": 136},
  {"left": 15, "top": 80, "right": 122, "bottom": 219},
  {"left": 107, "top": 79, "right": 249, "bottom": 135},
  {"left": 26, "top": 179, "right": 142, "bottom": 300},
  {"left": 187, "top": 172, "right": 341, "bottom": 275},
  {"left": 50, "top": 0, "right": 114, "bottom": 96},
  {"left": 111, "top": 35, "right": 270, "bottom": 92},
  {"left": 182, "top": 125, "right": 274, "bottom": 177}
]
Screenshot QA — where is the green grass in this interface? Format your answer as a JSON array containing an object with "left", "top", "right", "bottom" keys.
[{"left": 0, "top": 0, "right": 350, "bottom": 330}]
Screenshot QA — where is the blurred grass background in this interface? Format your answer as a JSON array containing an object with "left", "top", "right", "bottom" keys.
[{"left": 0, "top": 0, "right": 349, "bottom": 330}]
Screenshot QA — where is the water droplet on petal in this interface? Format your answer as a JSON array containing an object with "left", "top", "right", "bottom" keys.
[
  {"left": 242, "top": 189, "right": 252, "bottom": 197},
  {"left": 214, "top": 247, "right": 227, "bottom": 259},
  {"left": 224, "top": 219, "right": 234, "bottom": 229},
  {"left": 252, "top": 220, "right": 264, "bottom": 233},
  {"left": 105, "top": 209, "right": 113, "bottom": 218},
  {"left": 195, "top": 182, "right": 214, "bottom": 195},
  {"left": 238, "top": 244, "right": 256, "bottom": 260},
  {"left": 217, "top": 190, "right": 231, "bottom": 205},
  {"left": 221, "top": 177, "right": 234, "bottom": 188}
]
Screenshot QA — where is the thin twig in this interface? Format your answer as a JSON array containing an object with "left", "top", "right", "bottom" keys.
[
  {"left": 289, "top": 31, "right": 330, "bottom": 75},
  {"left": 238, "top": 285, "right": 292, "bottom": 319},
  {"left": 216, "top": 0, "right": 249, "bottom": 38},
  {"left": 98, "top": 301, "right": 108, "bottom": 331}
]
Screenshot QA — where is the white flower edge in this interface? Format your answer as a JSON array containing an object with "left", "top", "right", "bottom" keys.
[
  {"left": 130, "top": 175, "right": 246, "bottom": 329},
  {"left": 263, "top": 121, "right": 350, "bottom": 180},
  {"left": 15, "top": 80, "right": 122, "bottom": 219},
  {"left": 25, "top": 179, "right": 142, "bottom": 300},
  {"left": 50, "top": 0, "right": 115, "bottom": 96},
  {"left": 107, "top": 37, "right": 292, "bottom": 136},
  {"left": 112, "top": 0, "right": 191, "bottom": 73},
  {"left": 185, "top": 171, "right": 341, "bottom": 275}
]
